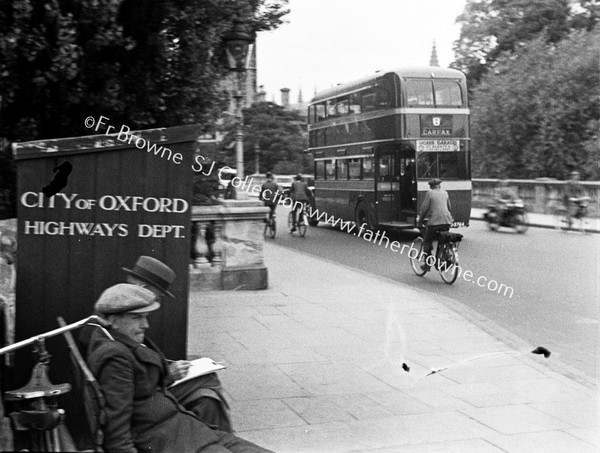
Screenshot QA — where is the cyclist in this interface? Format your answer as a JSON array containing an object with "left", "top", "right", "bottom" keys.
[
  {"left": 492, "top": 179, "right": 519, "bottom": 219},
  {"left": 260, "top": 172, "right": 280, "bottom": 223},
  {"left": 289, "top": 174, "right": 313, "bottom": 233},
  {"left": 563, "top": 171, "right": 587, "bottom": 224},
  {"left": 418, "top": 178, "right": 454, "bottom": 272}
]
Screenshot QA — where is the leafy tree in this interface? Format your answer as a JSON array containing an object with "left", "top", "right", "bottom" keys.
[
  {"left": 470, "top": 26, "right": 599, "bottom": 179},
  {"left": 218, "top": 101, "right": 311, "bottom": 176},
  {"left": 452, "top": 0, "right": 597, "bottom": 85},
  {"left": 0, "top": 0, "right": 289, "bottom": 217}
]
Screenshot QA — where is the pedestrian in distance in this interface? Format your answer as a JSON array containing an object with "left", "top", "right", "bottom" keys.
[{"left": 418, "top": 178, "right": 453, "bottom": 271}]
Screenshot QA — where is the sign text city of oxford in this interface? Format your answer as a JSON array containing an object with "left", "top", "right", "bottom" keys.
[{"left": 19, "top": 191, "right": 189, "bottom": 239}]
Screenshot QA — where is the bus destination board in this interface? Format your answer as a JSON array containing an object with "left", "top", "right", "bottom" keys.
[{"left": 416, "top": 140, "right": 460, "bottom": 152}]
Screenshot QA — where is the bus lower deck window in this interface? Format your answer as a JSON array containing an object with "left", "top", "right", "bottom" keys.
[
  {"left": 349, "top": 159, "right": 361, "bottom": 179},
  {"left": 363, "top": 158, "right": 375, "bottom": 179}
]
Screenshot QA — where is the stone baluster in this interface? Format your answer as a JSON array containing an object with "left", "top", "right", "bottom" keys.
[
  {"left": 210, "top": 221, "right": 224, "bottom": 267},
  {"left": 191, "top": 220, "right": 210, "bottom": 268}
]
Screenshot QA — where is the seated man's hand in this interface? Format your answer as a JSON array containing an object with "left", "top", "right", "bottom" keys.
[{"left": 169, "top": 360, "right": 192, "bottom": 380}]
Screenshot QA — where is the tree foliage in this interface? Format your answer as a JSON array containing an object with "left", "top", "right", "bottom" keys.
[
  {"left": 470, "top": 27, "right": 599, "bottom": 179},
  {"left": 0, "top": 0, "right": 288, "bottom": 141},
  {"left": 218, "top": 102, "right": 311, "bottom": 176},
  {"left": 0, "top": 0, "right": 289, "bottom": 217},
  {"left": 453, "top": 0, "right": 598, "bottom": 85}
]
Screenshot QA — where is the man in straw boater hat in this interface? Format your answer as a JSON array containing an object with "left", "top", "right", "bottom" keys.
[
  {"left": 121, "top": 255, "right": 232, "bottom": 433},
  {"left": 86, "top": 284, "right": 272, "bottom": 453}
]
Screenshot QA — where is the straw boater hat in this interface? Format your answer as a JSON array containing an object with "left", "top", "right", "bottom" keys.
[
  {"left": 94, "top": 284, "right": 160, "bottom": 315},
  {"left": 122, "top": 256, "right": 175, "bottom": 298}
]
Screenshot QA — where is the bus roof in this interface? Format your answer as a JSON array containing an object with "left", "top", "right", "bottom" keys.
[{"left": 310, "top": 66, "right": 466, "bottom": 104}]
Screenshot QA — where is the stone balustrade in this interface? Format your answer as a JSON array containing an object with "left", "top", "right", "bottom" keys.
[
  {"left": 190, "top": 199, "right": 270, "bottom": 291},
  {"left": 472, "top": 179, "right": 600, "bottom": 217}
]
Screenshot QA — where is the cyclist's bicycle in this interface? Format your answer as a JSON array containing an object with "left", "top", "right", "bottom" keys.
[
  {"left": 288, "top": 202, "right": 309, "bottom": 237},
  {"left": 555, "top": 196, "right": 590, "bottom": 233},
  {"left": 410, "top": 224, "right": 463, "bottom": 284},
  {"left": 264, "top": 208, "right": 276, "bottom": 239}
]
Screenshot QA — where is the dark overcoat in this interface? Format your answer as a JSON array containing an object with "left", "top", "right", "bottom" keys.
[{"left": 86, "top": 327, "right": 221, "bottom": 453}]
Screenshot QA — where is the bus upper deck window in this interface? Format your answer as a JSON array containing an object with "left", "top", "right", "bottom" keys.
[
  {"left": 377, "top": 87, "right": 391, "bottom": 107},
  {"left": 316, "top": 103, "right": 326, "bottom": 121},
  {"left": 337, "top": 98, "right": 349, "bottom": 115},
  {"left": 406, "top": 80, "right": 434, "bottom": 106},
  {"left": 434, "top": 81, "right": 463, "bottom": 106},
  {"left": 362, "top": 91, "right": 377, "bottom": 111},
  {"left": 349, "top": 92, "right": 361, "bottom": 114},
  {"left": 327, "top": 99, "right": 337, "bottom": 117}
]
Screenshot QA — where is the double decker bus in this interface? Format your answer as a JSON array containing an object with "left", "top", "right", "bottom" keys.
[{"left": 307, "top": 66, "right": 471, "bottom": 230}]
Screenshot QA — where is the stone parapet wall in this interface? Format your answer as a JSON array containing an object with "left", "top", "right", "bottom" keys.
[{"left": 472, "top": 179, "right": 600, "bottom": 217}]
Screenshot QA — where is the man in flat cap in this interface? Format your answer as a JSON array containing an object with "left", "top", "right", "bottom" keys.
[
  {"left": 418, "top": 178, "right": 454, "bottom": 271},
  {"left": 122, "top": 256, "right": 232, "bottom": 432},
  {"left": 86, "top": 284, "right": 272, "bottom": 453}
]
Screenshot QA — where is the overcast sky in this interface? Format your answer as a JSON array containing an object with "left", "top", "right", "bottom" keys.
[{"left": 256, "top": 0, "right": 467, "bottom": 104}]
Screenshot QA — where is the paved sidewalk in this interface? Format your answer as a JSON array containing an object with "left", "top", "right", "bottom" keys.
[
  {"left": 187, "top": 244, "right": 599, "bottom": 453},
  {"left": 471, "top": 208, "right": 600, "bottom": 233}
]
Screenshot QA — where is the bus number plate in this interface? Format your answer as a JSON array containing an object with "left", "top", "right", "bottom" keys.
[{"left": 416, "top": 140, "right": 459, "bottom": 152}]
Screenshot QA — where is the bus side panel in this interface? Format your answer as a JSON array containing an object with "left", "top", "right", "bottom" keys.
[{"left": 314, "top": 180, "right": 375, "bottom": 225}]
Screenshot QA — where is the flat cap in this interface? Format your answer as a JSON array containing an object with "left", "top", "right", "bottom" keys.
[
  {"left": 94, "top": 283, "right": 160, "bottom": 315},
  {"left": 428, "top": 178, "right": 442, "bottom": 187}
]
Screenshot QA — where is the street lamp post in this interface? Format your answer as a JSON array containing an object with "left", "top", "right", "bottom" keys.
[
  {"left": 254, "top": 143, "right": 260, "bottom": 175},
  {"left": 223, "top": 18, "right": 254, "bottom": 182}
]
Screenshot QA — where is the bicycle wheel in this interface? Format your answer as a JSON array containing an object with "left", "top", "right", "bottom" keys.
[
  {"left": 438, "top": 244, "right": 459, "bottom": 284},
  {"left": 409, "top": 237, "right": 428, "bottom": 276},
  {"left": 298, "top": 213, "right": 307, "bottom": 237}
]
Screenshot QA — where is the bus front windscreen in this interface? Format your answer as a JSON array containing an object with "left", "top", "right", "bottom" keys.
[{"left": 405, "top": 79, "right": 463, "bottom": 107}]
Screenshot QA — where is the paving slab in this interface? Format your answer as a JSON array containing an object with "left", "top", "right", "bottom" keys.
[
  {"left": 185, "top": 242, "right": 598, "bottom": 452},
  {"left": 484, "top": 430, "right": 598, "bottom": 453}
]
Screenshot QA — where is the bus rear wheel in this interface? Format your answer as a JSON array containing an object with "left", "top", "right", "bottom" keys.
[{"left": 355, "top": 203, "right": 372, "bottom": 231}]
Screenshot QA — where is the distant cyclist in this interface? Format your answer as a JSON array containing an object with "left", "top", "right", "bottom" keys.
[
  {"left": 563, "top": 170, "right": 587, "bottom": 224},
  {"left": 418, "top": 178, "right": 453, "bottom": 272},
  {"left": 289, "top": 174, "right": 313, "bottom": 233},
  {"left": 493, "top": 179, "right": 519, "bottom": 214},
  {"left": 260, "top": 172, "right": 280, "bottom": 220}
]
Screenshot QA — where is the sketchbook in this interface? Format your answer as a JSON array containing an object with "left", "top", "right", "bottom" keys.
[{"left": 168, "top": 358, "right": 226, "bottom": 388}]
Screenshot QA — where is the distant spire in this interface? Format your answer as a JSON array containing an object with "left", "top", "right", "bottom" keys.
[
  {"left": 429, "top": 40, "right": 439, "bottom": 67},
  {"left": 298, "top": 88, "right": 303, "bottom": 103}
]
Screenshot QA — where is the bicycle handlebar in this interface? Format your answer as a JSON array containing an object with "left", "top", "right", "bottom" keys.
[{"left": 0, "top": 315, "right": 105, "bottom": 356}]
